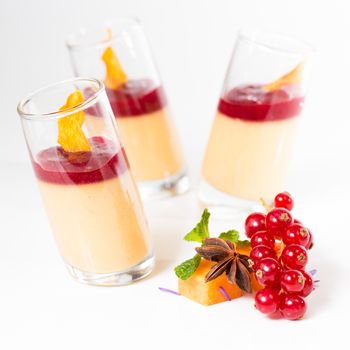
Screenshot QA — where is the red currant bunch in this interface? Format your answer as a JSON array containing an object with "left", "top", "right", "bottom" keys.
[{"left": 248, "top": 192, "right": 316, "bottom": 321}]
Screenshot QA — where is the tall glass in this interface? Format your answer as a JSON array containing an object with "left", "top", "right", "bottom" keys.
[
  {"left": 66, "top": 18, "right": 189, "bottom": 200},
  {"left": 17, "top": 78, "right": 154, "bottom": 286},
  {"left": 199, "top": 28, "right": 313, "bottom": 211}
]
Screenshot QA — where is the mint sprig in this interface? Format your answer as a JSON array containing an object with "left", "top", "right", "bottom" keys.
[
  {"left": 174, "top": 209, "right": 249, "bottom": 280},
  {"left": 218, "top": 230, "right": 240, "bottom": 242},
  {"left": 184, "top": 208, "right": 210, "bottom": 244},
  {"left": 174, "top": 255, "right": 201, "bottom": 280},
  {"left": 237, "top": 239, "right": 251, "bottom": 248}
]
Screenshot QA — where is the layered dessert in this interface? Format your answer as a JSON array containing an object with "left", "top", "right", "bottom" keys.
[
  {"left": 33, "top": 91, "right": 151, "bottom": 274},
  {"left": 202, "top": 65, "right": 304, "bottom": 200},
  {"left": 86, "top": 46, "right": 184, "bottom": 182},
  {"left": 33, "top": 137, "right": 150, "bottom": 273}
]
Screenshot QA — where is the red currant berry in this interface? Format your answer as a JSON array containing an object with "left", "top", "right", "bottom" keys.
[
  {"left": 274, "top": 192, "right": 294, "bottom": 211},
  {"left": 255, "top": 287, "right": 280, "bottom": 314},
  {"left": 272, "top": 231, "right": 284, "bottom": 240},
  {"left": 298, "top": 271, "right": 314, "bottom": 297},
  {"left": 245, "top": 212, "right": 266, "bottom": 238},
  {"left": 305, "top": 231, "right": 314, "bottom": 250},
  {"left": 250, "top": 245, "right": 276, "bottom": 266},
  {"left": 266, "top": 208, "right": 293, "bottom": 233},
  {"left": 281, "top": 244, "right": 308, "bottom": 270},
  {"left": 282, "top": 224, "right": 310, "bottom": 247},
  {"left": 255, "top": 257, "right": 282, "bottom": 287},
  {"left": 250, "top": 231, "right": 275, "bottom": 249},
  {"left": 279, "top": 294, "right": 307, "bottom": 320},
  {"left": 280, "top": 270, "right": 305, "bottom": 293}
]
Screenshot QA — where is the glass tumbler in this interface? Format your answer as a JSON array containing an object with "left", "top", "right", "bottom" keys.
[
  {"left": 199, "top": 28, "right": 313, "bottom": 211},
  {"left": 17, "top": 78, "right": 154, "bottom": 286},
  {"left": 66, "top": 18, "right": 189, "bottom": 200}
]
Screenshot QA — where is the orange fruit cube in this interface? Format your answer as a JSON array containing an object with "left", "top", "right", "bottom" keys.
[
  {"left": 178, "top": 259, "right": 243, "bottom": 306},
  {"left": 178, "top": 244, "right": 265, "bottom": 306}
]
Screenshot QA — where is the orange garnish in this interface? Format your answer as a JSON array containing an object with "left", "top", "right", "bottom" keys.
[
  {"left": 101, "top": 28, "right": 127, "bottom": 89},
  {"left": 264, "top": 63, "right": 303, "bottom": 91},
  {"left": 57, "top": 90, "right": 91, "bottom": 153},
  {"left": 102, "top": 46, "right": 128, "bottom": 89}
]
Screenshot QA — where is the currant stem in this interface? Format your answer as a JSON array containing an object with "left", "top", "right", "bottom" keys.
[{"left": 260, "top": 197, "right": 273, "bottom": 212}]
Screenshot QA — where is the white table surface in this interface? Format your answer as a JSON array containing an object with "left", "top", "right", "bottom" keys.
[{"left": 1, "top": 156, "right": 348, "bottom": 350}]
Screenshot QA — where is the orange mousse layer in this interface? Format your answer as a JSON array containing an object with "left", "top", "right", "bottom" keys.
[
  {"left": 202, "top": 85, "right": 302, "bottom": 200},
  {"left": 87, "top": 80, "right": 184, "bottom": 181},
  {"left": 33, "top": 137, "right": 151, "bottom": 273}
]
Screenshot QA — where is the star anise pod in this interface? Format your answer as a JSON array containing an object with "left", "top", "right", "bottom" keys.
[{"left": 195, "top": 237, "right": 253, "bottom": 293}]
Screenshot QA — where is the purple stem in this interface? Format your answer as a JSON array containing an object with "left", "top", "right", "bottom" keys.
[
  {"left": 158, "top": 287, "right": 181, "bottom": 296},
  {"left": 219, "top": 286, "right": 231, "bottom": 301},
  {"left": 308, "top": 269, "right": 317, "bottom": 276}
]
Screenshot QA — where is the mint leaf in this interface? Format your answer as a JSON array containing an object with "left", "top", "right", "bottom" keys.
[
  {"left": 237, "top": 239, "right": 251, "bottom": 248},
  {"left": 218, "top": 230, "right": 240, "bottom": 242},
  {"left": 184, "top": 209, "right": 210, "bottom": 243},
  {"left": 174, "top": 255, "right": 201, "bottom": 280}
]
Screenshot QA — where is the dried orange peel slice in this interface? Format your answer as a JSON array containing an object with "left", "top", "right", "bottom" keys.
[
  {"left": 264, "top": 63, "right": 303, "bottom": 91},
  {"left": 101, "top": 29, "right": 127, "bottom": 89},
  {"left": 57, "top": 90, "right": 91, "bottom": 153},
  {"left": 102, "top": 47, "right": 128, "bottom": 89}
]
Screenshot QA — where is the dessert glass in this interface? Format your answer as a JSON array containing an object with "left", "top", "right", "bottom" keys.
[
  {"left": 199, "top": 28, "right": 313, "bottom": 211},
  {"left": 17, "top": 78, "right": 154, "bottom": 286},
  {"left": 66, "top": 18, "right": 189, "bottom": 200}
]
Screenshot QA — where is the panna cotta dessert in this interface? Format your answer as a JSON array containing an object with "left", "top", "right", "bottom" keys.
[
  {"left": 87, "top": 78, "right": 183, "bottom": 181},
  {"left": 202, "top": 83, "right": 303, "bottom": 200},
  {"left": 199, "top": 29, "right": 313, "bottom": 207},
  {"left": 18, "top": 79, "right": 154, "bottom": 285},
  {"left": 67, "top": 19, "right": 188, "bottom": 197},
  {"left": 34, "top": 137, "right": 151, "bottom": 273}
]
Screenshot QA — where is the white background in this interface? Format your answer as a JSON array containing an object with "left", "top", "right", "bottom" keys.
[{"left": 1, "top": 0, "right": 349, "bottom": 349}]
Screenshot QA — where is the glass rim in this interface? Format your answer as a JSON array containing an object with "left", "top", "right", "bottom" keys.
[
  {"left": 237, "top": 27, "right": 315, "bottom": 56},
  {"left": 66, "top": 16, "right": 141, "bottom": 50},
  {"left": 17, "top": 77, "right": 105, "bottom": 121}
]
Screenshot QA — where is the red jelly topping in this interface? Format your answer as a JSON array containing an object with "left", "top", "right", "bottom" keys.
[
  {"left": 32, "top": 137, "right": 129, "bottom": 185},
  {"left": 104, "top": 79, "right": 166, "bottom": 117},
  {"left": 218, "top": 84, "right": 304, "bottom": 122}
]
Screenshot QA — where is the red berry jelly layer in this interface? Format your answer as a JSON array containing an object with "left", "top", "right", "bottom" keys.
[
  {"left": 32, "top": 137, "right": 129, "bottom": 185},
  {"left": 218, "top": 84, "right": 304, "bottom": 122},
  {"left": 105, "top": 79, "right": 166, "bottom": 117}
]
